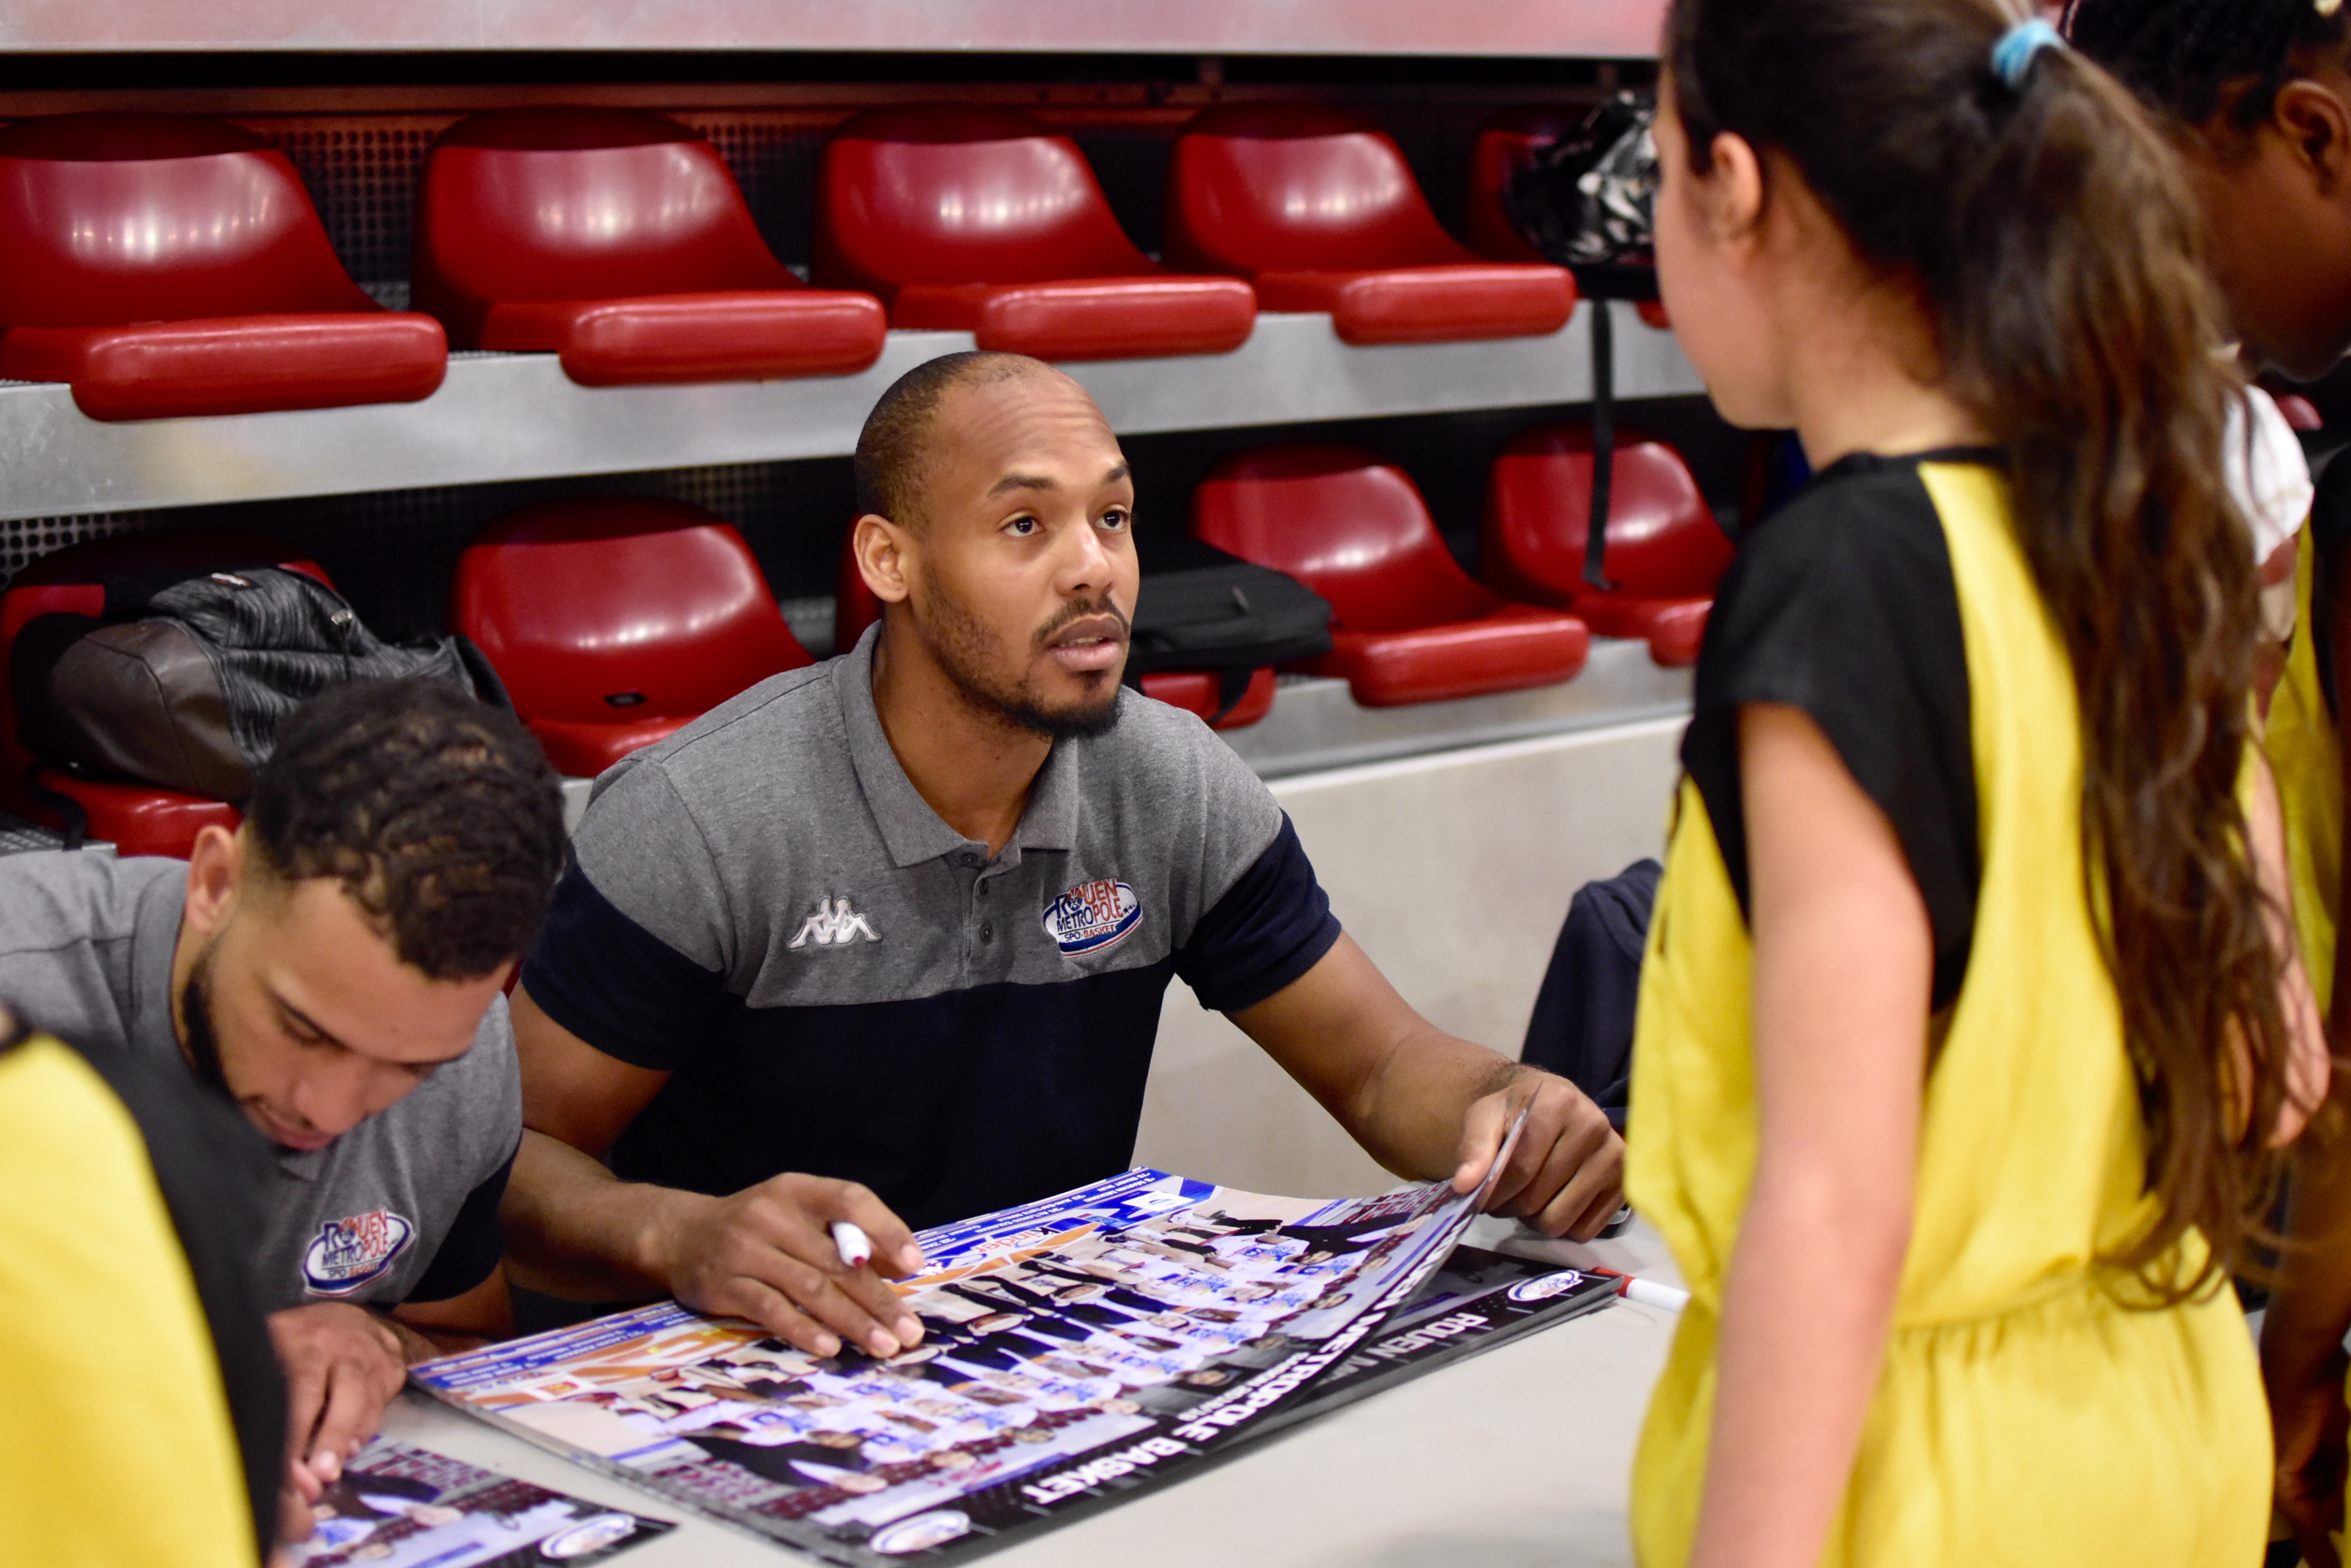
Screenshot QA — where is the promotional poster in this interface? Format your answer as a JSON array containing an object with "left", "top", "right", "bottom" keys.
[{"left": 413, "top": 1134, "right": 1615, "bottom": 1565}]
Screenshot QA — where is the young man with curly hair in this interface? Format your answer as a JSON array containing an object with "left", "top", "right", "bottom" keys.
[{"left": 0, "top": 677, "right": 567, "bottom": 1540}]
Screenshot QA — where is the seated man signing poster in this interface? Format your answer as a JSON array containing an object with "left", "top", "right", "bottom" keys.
[
  {"left": 0, "top": 680, "right": 568, "bottom": 1536},
  {"left": 506, "top": 351, "right": 1622, "bottom": 1365}
]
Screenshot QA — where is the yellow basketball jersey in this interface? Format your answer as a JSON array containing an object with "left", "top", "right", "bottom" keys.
[{"left": 1626, "top": 459, "right": 2269, "bottom": 1566}]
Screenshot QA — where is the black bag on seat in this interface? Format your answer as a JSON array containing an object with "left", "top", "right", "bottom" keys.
[
  {"left": 1520, "top": 858, "right": 1661, "bottom": 1131},
  {"left": 13, "top": 563, "right": 485, "bottom": 803},
  {"left": 1123, "top": 535, "right": 1334, "bottom": 722}
]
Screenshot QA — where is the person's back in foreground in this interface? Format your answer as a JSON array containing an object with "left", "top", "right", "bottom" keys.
[{"left": 1628, "top": 3, "right": 2328, "bottom": 1564}]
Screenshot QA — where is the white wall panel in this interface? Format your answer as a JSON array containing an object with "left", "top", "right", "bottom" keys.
[{"left": 1135, "top": 715, "right": 1686, "bottom": 1196}]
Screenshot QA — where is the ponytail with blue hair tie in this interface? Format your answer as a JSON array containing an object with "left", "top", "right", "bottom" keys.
[{"left": 1992, "top": 16, "right": 2068, "bottom": 89}]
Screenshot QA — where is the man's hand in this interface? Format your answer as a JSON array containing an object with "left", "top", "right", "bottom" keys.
[
  {"left": 270, "top": 1302, "right": 406, "bottom": 1512},
  {"left": 2272, "top": 1344, "right": 2351, "bottom": 1568},
  {"left": 1452, "top": 1067, "right": 1623, "bottom": 1240},
  {"left": 650, "top": 1173, "right": 929, "bottom": 1360}
]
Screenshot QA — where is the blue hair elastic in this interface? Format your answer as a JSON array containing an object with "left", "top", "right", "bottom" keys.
[{"left": 1992, "top": 16, "right": 2067, "bottom": 90}]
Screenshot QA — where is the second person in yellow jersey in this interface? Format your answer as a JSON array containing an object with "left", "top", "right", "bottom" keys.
[
  {"left": 1628, "top": 3, "right": 2328, "bottom": 1566},
  {"left": 2068, "top": 1, "right": 2351, "bottom": 1560}
]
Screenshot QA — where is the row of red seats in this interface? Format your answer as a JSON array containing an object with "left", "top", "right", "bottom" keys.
[
  {"left": 0, "top": 103, "right": 1598, "bottom": 422},
  {"left": 1, "top": 422, "right": 1725, "bottom": 858}
]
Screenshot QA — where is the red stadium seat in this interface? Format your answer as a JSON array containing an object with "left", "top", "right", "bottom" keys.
[
  {"left": 1482, "top": 424, "right": 1734, "bottom": 668},
  {"left": 0, "top": 531, "right": 336, "bottom": 857},
  {"left": 813, "top": 106, "right": 1256, "bottom": 361},
  {"left": 1468, "top": 108, "right": 1586, "bottom": 263},
  {"left": 1191, "top": 446, "right": 1588, "bottom": 707},
  {"left": 453, "top": 498, "right": 813, "bottom": 778},
  {"left": 0, "top": 114, "right": 447, "bottom": 421},
  {"left": 830, "top": 531, "right": 1275, "bottom": 729},
  {"left": 1163, "top": 104, "right": 1576, "bottom": 347},
  {"left": 414, "top": 108, "right": 886, "bottom": 386},
  {"left": 1135, "top": 668, "right": 1278, "bottom": 729}
]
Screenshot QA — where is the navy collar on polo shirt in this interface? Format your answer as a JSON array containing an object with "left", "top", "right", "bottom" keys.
[{"left": 835, "top": 622, "right": 1083, "bottom": 872}]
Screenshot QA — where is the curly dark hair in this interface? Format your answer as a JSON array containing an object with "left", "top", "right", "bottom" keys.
[
  {"left": 245, "top": 678, "right": 566, "bottom": 981},
  {"left": 2064, "top": 0, "right": 2351, "bottom": 129}
]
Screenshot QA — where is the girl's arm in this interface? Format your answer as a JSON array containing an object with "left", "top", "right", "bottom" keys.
[{"left": 1686, "top": 702, "right": 1931, "bottom": 1568}]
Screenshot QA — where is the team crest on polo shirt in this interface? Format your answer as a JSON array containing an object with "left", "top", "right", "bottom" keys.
[
  {"left": 301, "top": 1206, "right": 415, "bottom": 1296},
  {"left": 1044, "top": 877, "right": 1141, "bottom": 955}
]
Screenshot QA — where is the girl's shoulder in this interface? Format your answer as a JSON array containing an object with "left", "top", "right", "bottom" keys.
[{"left": 1711, "top": 449, "right": 1984, "bottom": 666}]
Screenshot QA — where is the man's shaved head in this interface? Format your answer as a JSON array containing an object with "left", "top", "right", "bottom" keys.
[{"left": 855, "top": 351, "right": 1059, "bottom": 526}]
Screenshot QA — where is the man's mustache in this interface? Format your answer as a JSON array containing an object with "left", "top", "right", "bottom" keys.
[{"left": 1033, "top": 596, "right": 1132, "bottom": 649}]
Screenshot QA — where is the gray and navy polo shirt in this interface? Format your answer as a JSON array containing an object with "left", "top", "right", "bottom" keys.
[
  {"left": 522, "top": 624, "right": 1341, "bottom": 1231},
  {"left": 0, "top": 851, "right": 520, "bottom": 1313}
]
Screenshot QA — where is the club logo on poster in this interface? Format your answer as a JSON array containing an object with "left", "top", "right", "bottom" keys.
[
  {"left": 1044, "top": 877, "right": 1140, "bottom": 955},
  {"left": 870, "top": 1511, "right": 973, "bottom": 1554},
  {"left": 302, "top": 1205, "right": 414, "bottom": 1295}
]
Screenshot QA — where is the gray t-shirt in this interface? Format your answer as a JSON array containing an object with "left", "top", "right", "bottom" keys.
[{"left": 0, "top": 852, "right": 520, "bottom": 1313}]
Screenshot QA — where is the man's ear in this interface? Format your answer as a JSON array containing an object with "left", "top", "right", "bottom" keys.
[
  {"left": 854, "top": 512, "right": 914, "bottom": 607},
  {"left": 181, "top": 823, "right": 247, "bottom": 943},
  {"left": 2273, "top": 79, "right": 2351, "bottom": 194}
]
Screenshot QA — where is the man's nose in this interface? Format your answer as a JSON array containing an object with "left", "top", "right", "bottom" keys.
[
  {"left": 289, "top": 1053, "right": 383, "bottom": 1138},
  {"left": 1052, "top": 515, "right": 1117, "bottom": 595}
]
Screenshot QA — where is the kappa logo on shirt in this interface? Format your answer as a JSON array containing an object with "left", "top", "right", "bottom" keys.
[
  {"left": 1043, "top": 877, "right": 1141, "bottom": 956},
  {"left": 790, "top": 894, "right": 882, "bottom": 949},
  {"left": 300, "top": 1206, "right": 415, "bottom": 1297}
]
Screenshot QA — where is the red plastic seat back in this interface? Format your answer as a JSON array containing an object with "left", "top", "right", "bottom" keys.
[
  {"left": 0, "top": 113, "right": 375, "bottom": 328},
  {"left": 1468, "top": 109, "right": 1585, "bottom": 263},
  {"left": 814, "top": 106, "right": 1156, "bottom": 293},
  {"left": 0, "top": 530, "right": 332, "bottom": 813},
  {"left": 1191, "top": 446, "right": 1499, "bottom": 634},
  {"left": 1484, "top": 425, "right": 1735, "bottom": 600},
  {"left": 453, "top": 498, "right": 810, "bottom": 726},
  {"left": 415, "top": 109, "right": 797, "bottom": 334},
  {"left": 1164, "top": 104, "right": 1478, "bottom": 276}
]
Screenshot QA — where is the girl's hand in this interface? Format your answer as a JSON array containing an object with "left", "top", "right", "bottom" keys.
[{"left": 2272, "top": 1345, "right": 2350, "bottom": 1568}]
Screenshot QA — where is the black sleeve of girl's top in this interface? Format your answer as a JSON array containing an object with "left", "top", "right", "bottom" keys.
[{"left": 1679, "top": 457, "right": 1979, "bottom": 1009}]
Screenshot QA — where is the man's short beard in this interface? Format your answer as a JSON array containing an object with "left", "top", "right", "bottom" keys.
[
  {"left": 919, "top": 581, "right": 1126, "bottom": 741},
  {"left": 179, "top": 953, "right": 231, "bottom": 1097}
]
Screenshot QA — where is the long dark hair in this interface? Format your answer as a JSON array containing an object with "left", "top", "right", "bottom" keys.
[{"left": 1665, "top": 0, "right": 2291, "bottom": 1296}]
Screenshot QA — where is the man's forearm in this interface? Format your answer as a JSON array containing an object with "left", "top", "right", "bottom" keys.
[
  {"left": 501, "top": 1127, "right": 707, "bottom": 1302},
  {"left": 1348, "top": 1026, "right": 1523, "bottom": 1180}
]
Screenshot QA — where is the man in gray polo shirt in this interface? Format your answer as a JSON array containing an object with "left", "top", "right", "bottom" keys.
[
  {"left": 0, "top": 678, "right": 565, "bottom": 1529},
  {"left": 507, "top": 352, "right": 1623, "bottom": 1365}
]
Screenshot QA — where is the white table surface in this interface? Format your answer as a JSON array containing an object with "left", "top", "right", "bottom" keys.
[{"left": 381, "top": 1221, "right": 1687, "bottom": 1568}]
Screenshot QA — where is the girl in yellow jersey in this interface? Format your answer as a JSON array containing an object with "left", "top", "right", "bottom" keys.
[
  {"left": 2069, "top": 3, "right": 2351, "bottom": 1559},
  {"left": 1630, "top": 4, "right": 2329, "bottom": 1565}
]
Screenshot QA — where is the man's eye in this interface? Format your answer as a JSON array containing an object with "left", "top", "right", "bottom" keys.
[
  {"left": 1005, "top": 516, "right": 1039, "bottom": 537},
  {"left": 1100, "top": 509, "right": 1130, "bottom": 532}
]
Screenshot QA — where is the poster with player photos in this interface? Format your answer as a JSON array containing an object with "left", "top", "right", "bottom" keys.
[
  {"left": 412, "top": 1125, "right": 1611, "bottom": 1565},
  {"left": 284, "top": 1436, "right": 672, "bottom": 1567}
]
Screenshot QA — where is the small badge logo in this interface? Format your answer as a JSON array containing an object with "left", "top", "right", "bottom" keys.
[
  {"left": 790, "top": 894, "right": 882, "bottom": 949},
  {"left": 1043, "top": 878, "right": 1141, "bottom": 956},
  {"left": 1507, "top": 1269, "right": 1586, "bottom": 1305},
  {"left": 301, "top": 1207, "right": 415, "bottom": 1296}
]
